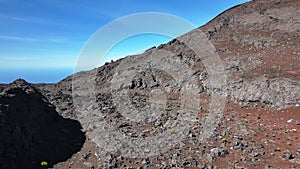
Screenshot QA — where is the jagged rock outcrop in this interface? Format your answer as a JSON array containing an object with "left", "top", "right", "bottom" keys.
[{"left": 0, "top": 79, "right": 85, "bottom": 169}]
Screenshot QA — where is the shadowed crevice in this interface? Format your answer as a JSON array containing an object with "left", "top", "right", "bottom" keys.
[{"left": 0, "top": 80, "right": 85, "bottom": 169}]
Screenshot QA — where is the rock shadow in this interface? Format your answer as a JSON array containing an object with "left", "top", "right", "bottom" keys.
[{"left": 0, "top": 87, "right": 85, "bottom": 169}]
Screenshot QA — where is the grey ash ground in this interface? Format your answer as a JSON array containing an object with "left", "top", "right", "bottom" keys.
[{"left": 1, "top": 0, "right": 300, "bottom": 168}]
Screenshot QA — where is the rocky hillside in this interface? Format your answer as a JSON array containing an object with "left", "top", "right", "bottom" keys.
[
  {"left": 1, "top": 0, "right": 299, "bottom": 168},
  {"left": 0, "top": 79, "right": 85, "bottom": 169},
  {"left": 36, "top": 0, "right": 300, "bottom": 168},
  {"left": 38, "top": 0, "right": 300, "bottom": 113}
]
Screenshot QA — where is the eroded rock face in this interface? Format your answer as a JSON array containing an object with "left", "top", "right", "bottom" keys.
[
  {"left": 0, "top": 79, "right": 85, "bottom": 169},
  {"left": 225, "top": 77, "right": 300, "bottom": 109}
]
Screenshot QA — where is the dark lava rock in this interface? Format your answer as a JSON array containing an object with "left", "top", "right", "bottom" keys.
[{"left": 0, "top": 79, "right": 85, "bottom": 169}]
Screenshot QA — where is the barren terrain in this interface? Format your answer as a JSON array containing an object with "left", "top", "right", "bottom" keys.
[{"left": 1, "top": 0, "right": 299, "bottom": 168}]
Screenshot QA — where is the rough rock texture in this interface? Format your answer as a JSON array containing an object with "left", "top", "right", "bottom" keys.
[
  {"left": 227, "top": 77, "right": 300, "bottom": 108},
  {"left": 34, "top": 0, "right": 300, "bottom": 168},
  {"left": 0, "top": 79, "right": 85, "bottom": 169},
  {"left": 1, "top": 0, "right": 300, "bottom": 168}
]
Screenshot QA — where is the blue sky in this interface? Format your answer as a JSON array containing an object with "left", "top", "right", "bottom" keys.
[{"left": 0, "top": 0, "right": 249, "bottom": 83}]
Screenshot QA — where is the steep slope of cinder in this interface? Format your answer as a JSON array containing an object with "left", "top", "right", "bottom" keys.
[
  {"left": 37, "top": 0, "right": 300, "bottom": 114},
  {"left": 0, "top": 79, "right": 85, "bottom": 169},
  {"left": 32, "top": 0, "right": 300, "bottom": 168}
]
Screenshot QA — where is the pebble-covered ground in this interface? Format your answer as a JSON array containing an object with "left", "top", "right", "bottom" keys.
[{"left": 1, "top": 0, "right": 299, "bottom": 168}]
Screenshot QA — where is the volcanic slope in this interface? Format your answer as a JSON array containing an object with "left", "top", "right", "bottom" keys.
[{"left": 33, "top": 0, "right": 300, "bottom": 168}]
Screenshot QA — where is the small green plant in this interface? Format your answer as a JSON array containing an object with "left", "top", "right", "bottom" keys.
[
  {"left": 41, "top": 161, "right": 48, "bottom": 166},
  {"left": 221, "top": 137, "right": 227, "bottom": 143}
]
